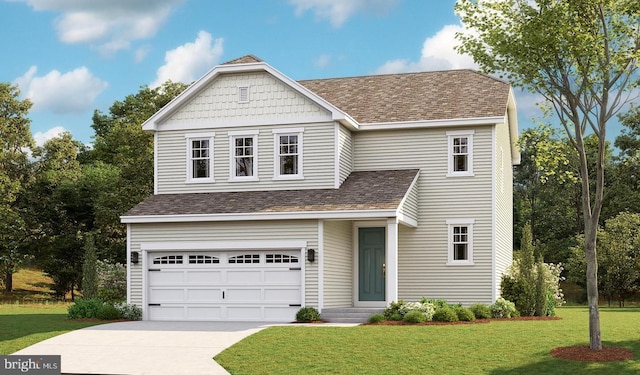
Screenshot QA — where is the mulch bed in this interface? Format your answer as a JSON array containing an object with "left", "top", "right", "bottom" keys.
[
  {"left": 551, "top": 346, "right": 634, "bottom": 362},
  {"left": 366, "top": 316, "right": 562, "bottom": 326}
]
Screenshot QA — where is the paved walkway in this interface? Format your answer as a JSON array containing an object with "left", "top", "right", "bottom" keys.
[{"left": 13, "top": 321, "right": 269, "bottom": 375}]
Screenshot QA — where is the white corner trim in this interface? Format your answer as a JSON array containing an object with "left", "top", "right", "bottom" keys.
[
  {"left": 126, "top": 223, "right": 131, "bottom": 304},
  {"left": 317, "top": 220, "right": 324, "bottom": 312}
]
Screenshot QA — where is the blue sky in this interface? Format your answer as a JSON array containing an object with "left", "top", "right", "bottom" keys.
[{"left": 2, "top": 0, "right": 548, "bottom": 146}]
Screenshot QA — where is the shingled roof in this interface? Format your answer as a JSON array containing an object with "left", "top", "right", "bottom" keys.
[
  {"left": 298, "top": 70, "right": 510, "bottom": 124},
  {"left": 123, "top": 169, "right": 419, "bottom": 218}
]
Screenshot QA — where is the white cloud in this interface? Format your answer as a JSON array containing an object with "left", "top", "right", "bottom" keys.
[
  {"left": 151, "top": 31, "right": 224, "bottom": 87},
  {"left": 377, "top": 24, "right": 478, "bottom": 74},
  {"left": 33, "top": 126, "right": 67, "bottom": 147},
  {"left": 15, "top": 66, "right": 108, "bottom": 113},
  {"left": 289, "top": 0, "right": 399, "bottom": 27},
  {"left": 15, "top": 0, "right": 183, "bottom": 55},
  {"left": 315, "top": 54, "right": 331, "bottom": 68},
  {"left": 134, "top": 45, "right": 152, "bottom": 63}
]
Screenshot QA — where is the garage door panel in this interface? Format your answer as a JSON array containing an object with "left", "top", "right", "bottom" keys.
[
  {"left": 264, "top": 288, "right": 301, "bottom": 302},
  {"left": 187, "top": 270, "right": 222, "bottom": 284},
  {"left": 186, "top": 288, "right": 222, "bottom": 302},
  {"left": 264, "top": 307, "right": 297, "bottom": 321},
  {"left": 225, "top": 288, "right": 262, "bottom": 302},
  {"left": 149, "top": 306, "right": 184, "bottom": 320},
  {"left": 264, "top": 270, "right": 300, "bottom": 284},
  {"left": 150, "top": 288, "right": 184, "bottom": 302},
  {"left": 149, "top": 271, "right": 184, "bottom": 284},
  {"left": 186, "top": 306, "right": 222, "bottom": 320},
  {"left": 226, "top": 306, "right": 262, "bottom": 320},
  {"left": 226, "top": 270, "right": 262, "bottom": 284}
]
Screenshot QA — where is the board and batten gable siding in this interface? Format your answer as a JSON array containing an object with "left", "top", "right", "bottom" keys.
[
  {"left": 128, "top": 220, "right": 319, "bottom": 308},
  {"left": 337, "top": 124, "right": 353, "bottom": 186},
  {"left": 164, "top": 72, "right": 331, "bottom": 126},
  {"left": 322, "top": 220, "right": 353, "bottom": 308},
  {"left": 353, "top": 126, "right": 495, "bottom": 304},
  {"left": 155, "top": 122, "right": 337, "bottom": 193},
  {"left": 494, "top": 121, "right": 514, "bottom": 299}
]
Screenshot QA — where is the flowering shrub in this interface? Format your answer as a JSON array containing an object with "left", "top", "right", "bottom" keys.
[
  {"left": 398, "top": 301, "right": 436, "bottom": 321},
  {"left": 96, "top": 260, "right": 127, "bottom": 303},
  {"left": 115, "top": 303, "right": 143, "bottom": 320},
  {"left": 490, "top": 298, "right": 516, "bottom": 318}
]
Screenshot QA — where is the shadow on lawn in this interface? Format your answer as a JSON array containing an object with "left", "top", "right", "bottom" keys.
[{"left": 490, "top": 340, "right": 640, "bottom": 375}]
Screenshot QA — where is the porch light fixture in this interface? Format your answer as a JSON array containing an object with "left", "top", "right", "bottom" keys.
[
  {"left": 130, "top": 252, "right": 139, "bottom": 264},
  {"left": 307, "top": 248, "right": 316, "bottom": 263}
]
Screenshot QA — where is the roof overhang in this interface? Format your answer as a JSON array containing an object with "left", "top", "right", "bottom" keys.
[{"left": 141, "top": 61, "right": 359, "bottom": 132}]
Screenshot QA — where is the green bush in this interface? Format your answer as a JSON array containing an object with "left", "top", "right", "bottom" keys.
[
  {"left": 368, "top": 313, "right": 385, "bottom": 323},
  {"left": 469, "top": 304, "right": 492, "bottom": 319},
  {"left": 383, "top": 300, "right": 405, "bottom": 320},
  {"left": 421, "top": 297, "right": 449, "bottom": 308},
  {"left": 389, "top": 313, "right": 403, "bottom": 321},
  {"left": 67, "top": 298, "right": 104, "bottom": 319},
  {"left": 296, "top": 307, "right": 320, "bottom": 322},
  {"left": 491, "top": 298, "right": 517, "bottom": 318},
  {"left": 403, "top": 310, "right": 427, "bottom": 323},
  {"left": 97, "top": 304, "right": 122, "bottom": 320},
  {"left": 115, "top": 303, "right": 143, "bottom": 321},
  {"left": 454, "top": 306, "right": 476, "bottom": 321},
  {"left": 432, "top": 307, "right": 459, "bottom": 322}
]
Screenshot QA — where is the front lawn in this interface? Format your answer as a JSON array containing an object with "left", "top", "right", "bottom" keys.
[
  {"left": 215, "top": 307, "right": 640, "bottom": 374},
  {"left": 0, "top": 304, "right": 105, "bottom": 354}
]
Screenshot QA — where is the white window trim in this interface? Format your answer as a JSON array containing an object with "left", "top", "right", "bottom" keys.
[
  {"left": 447, "top": 130, "right": 474, "bottom": 177},
  {"left": 446, "top": 218, "right": 475, "bottom": 266},
  {"left": 185, "top": 132, "right": 215, "bottom": 183},
  {"left": 228, "top": 130, "right": 259, "bottom": 182},
  {"left": 273, "top": 128, "right": 304, "bottom": 180},
  {"left": 237, "top": 85, "right": 250, "bottom": 103}
]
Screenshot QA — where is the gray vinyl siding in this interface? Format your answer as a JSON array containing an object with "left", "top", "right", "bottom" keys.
[
  {"left": 338, "top": 124, "right": 353, "bottom": 185},
  {"left": 354, "top": 126, "right": 495, "bottom": 304},
  {"left": 165, "top": 72, "right": 330, "bottom": 126},
  {"left": 494, "top": 122, "right": 514, "bottom": 299},
  {"left": 156, "top": 123, "right": 336, "bottom": 193},
  {"left": 398, "top": 178, "right": 419, "bottom": 224},
  {"left": 128, "top": 220, "right": 319, "bottom": 308},
  {"left": 322, "top": 220, "right": 353, "bottom": 308}
]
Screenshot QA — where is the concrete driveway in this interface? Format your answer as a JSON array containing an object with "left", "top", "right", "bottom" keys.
[{"left": 13, "top": 321, "right": 270, "bottom": 375}]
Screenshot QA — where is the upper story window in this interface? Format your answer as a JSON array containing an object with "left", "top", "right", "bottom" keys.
[
  {"left": 228, "top": 130, "right": 258, "bottom": 181},
  {"left": 185, "top": 132, "right": 215, "bottom": 183},
  {"left": 273, "top": 128, "right": 304, "bottom": 179},
  {"left": 446, "top": 219, "right": 475, "bottom": 265},
  {"left": 447, "top": 130, "right": 474, "bottom": 177}
]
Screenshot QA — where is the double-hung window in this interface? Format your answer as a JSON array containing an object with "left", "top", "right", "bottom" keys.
[
  {"left": 185, "top": 133, "right": 215, "bottom": 183},
  {"left": 273, "top": 128, "right": 304, "bottom": 179},
  {"left": 446, "top": 219, "right": 474, "bottom": 265},
  {"left": 229, "top": 130, "right": 258, "bottom": 181},
  {"left": 447, "top": 130, "right": 474, "bottom": 176}
]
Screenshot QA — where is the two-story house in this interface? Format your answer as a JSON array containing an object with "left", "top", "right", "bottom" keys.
[{"left": 121, "top": 55, "right": 519, "bottom": 322}]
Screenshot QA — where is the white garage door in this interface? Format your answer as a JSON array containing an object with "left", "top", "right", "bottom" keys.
[{"left": 147, "top": 251, "right": 302, "bottom": 322}]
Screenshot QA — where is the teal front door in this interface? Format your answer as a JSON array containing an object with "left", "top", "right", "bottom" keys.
[{"left": 358, "top": 227, "right": 386, "bottom": 301}]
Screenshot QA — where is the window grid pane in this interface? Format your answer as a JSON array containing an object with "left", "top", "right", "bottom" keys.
[
  {"left": 234, "top": 136, "right": 254, "bottom": 177},
  {"left": 452, "top": 136, "right": 469, "bottom": 172},
  {"left": 278, "top": 135, "right": 299, "bottom": 175},
  {"left": 191, "top": 139, "right": 211, "bottom": 179},
  {"left": 452, "top": 225, "right": 469, "bottom": 261}
]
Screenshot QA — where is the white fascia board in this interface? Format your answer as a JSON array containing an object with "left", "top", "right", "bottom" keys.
[
  {"left": 506, "top": 87, "right": 521, "bottom": 165},
  {"left": 358, "top": 116, "right": 504, "bottom": 131},
  {"left": 141, "top": 239, "right": 308, "bottom": 251},
  {"left": 151, "top": 117, "right": 333, "bottom": 132},
  {"left": 121, "top": 209, "right": 398, "bottom": 224},
  {"left": 396, "top": 213, "right": 418, "bottom": 228}
]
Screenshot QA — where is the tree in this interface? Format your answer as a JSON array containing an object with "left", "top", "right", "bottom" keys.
[
  {"left": 456, "top": 0, "right": 640, "bottom": 350},
  {"left": 0, "top": 83, "right": 35, "bottom": 293},
  {"left": 82, "top": 232, "right": 98, "bottom": 299}
]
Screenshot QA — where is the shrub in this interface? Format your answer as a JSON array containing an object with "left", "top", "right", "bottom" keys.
[
  {"left": 469, "top": 304, "right": 492, "bottom": 319},
  {"left": 368, "top": 313, "right": 385, "bottom": 323},
  {"left": 68, "top": 298, "right": 104, "bottom": 319},
  {"left": 454, "top": 306, "right": 476, "bottom": 321},
  {"left": 383, "top": 300, "right": 405, "bottom": 320},
  {"left": 97, "top": 304, "right": 122, "bottom": 320},
  {"left": 398, "top": 301, "right": 436, "bottom": 321},
  {"left": 403, "top": 310, "right": 427, "bottom": 323},
  {"left": 115, "top": 303, "right": 143, "bottom": 321},
  {"left": 296, "top": 307, "right": 320, "bottom": 322},
  {"left": 421, "top": 297, "right": 449, "bottom": 308},
  {"left": 491, "top": 298, "right": 516, "bottom": 318},
  {"left": 389, "top": 313, "right": 403, "bottom": 321},
  {"left": 96, "top": 261, "right": 127, "bottom": 303},
  {"left": 432, "top": 307, "right": 459, "bottom": 322}
]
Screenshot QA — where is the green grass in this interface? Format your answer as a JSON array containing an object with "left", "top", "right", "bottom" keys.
[
  {"left": 0, "top": 304, "right": 105, "bottom": 354},
  {"left": 215, "top": 307, "right": 640, "bottom": 375}
]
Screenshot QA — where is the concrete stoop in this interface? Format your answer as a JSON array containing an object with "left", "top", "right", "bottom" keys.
[{"left": 320, "top": 308, "right": 384, "bottom": 324}]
